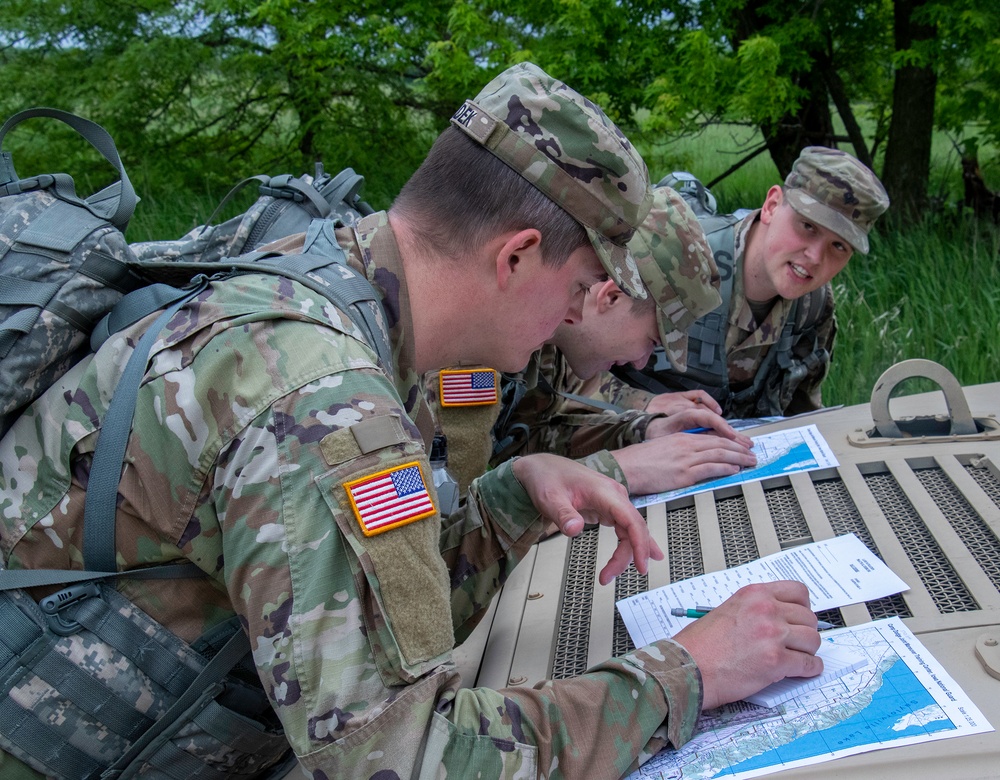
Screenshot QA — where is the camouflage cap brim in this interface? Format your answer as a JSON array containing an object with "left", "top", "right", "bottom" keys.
[
  {"left": 586, "top": 225, "right": 646, "bottom": 299},
  {"left": 784, "top": 187, "right": 870, "bottom": 254},
  {"left": 783, "top": 146, "right": 890, "bottom": 256},
  {"left": 450, "top": 62, "right": 652, "bottom": 299},
  {"left": 629, "top": 186, "right": 722, "bottom": 371}
]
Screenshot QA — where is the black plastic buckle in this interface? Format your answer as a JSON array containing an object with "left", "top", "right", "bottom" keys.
[{"left": 39, "top": 582, "right": 101, "bottom": 636}]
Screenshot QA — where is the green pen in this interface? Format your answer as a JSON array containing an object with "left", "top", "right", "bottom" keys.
[
  {"left": 670, "top": 605, "right": 835, "bottom": 630},
  {"left": 670, "top": 606, "right": 714, "bottom": 619}
]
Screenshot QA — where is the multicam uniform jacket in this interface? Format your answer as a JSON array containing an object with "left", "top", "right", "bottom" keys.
[
  {"left": 594, "top": 212, "right": 837, "bottom": 419},
  {"left": 0, "top": 212, "right": 702, "bottom": 779},
  {"left": 491, "top": 345, "right": 667, "bottom": 469}
]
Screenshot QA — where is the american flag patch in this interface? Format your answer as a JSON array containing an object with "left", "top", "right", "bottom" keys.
[
  {"left": 344, "top": 462, "right": 436, "bottom": 536},
  {"left": 440, "top": 368, "right": 498, "bottom": 407}
]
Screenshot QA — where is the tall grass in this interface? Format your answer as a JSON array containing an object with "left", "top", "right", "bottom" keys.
[{"left": 828, "top": 218, "right": 1000, "bottom": 407}]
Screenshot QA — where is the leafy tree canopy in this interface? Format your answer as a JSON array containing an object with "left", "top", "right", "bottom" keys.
[{"left": 1, "top": 0, "right": 998, "bottom": 213}]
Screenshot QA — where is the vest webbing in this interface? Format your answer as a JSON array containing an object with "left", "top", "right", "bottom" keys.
[{"left": 614, "top": 213, "right": 827, "bottom": 416}]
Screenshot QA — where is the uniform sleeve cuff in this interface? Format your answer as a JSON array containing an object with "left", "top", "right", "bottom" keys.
[
  {"left": 632, "top": 639, "right": 704, "bottom": 748},
  {"left": 577, "top": 449, "right": 630, "bottom": 493},
  {"left": 471, "top": 457, "right": 540, "bottom": 537}
]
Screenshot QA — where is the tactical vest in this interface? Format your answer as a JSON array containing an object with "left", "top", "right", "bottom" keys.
[{"left": 614, "top": 213, "right": 830, "bottom": 417}]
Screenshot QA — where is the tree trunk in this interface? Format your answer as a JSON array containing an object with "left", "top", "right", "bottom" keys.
[
  {"left": 822, "top": 62, "right": 874, "bottom": 171},
  {"left": 882, "top": 0, "right": 938, "bottom": 222},
  {"left": 754, "top": 63, "right": 837, "bottom": 179},
  {"left": 733, "top": 0, "right": 836, "bottom": 179}
]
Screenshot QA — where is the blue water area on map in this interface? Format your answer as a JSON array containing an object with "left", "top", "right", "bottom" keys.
[
  {"left": 691, "top": 440, "right": 817, "bottom": 495},
  {"left": 714, "top": 658, "right": 956, "bottom": 777}
]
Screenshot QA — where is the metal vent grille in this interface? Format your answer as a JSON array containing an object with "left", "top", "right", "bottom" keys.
[
  {"left": 718, "top": 495, "right": 759, "bottom": 567},
  {"left": 966, "top": 461, "right": 1000, "bottom": 509},
  {"left": 864, "top": 471, "right": 979, "bottom": 613},
  {"left": 612, "top": 564, "right": 647, "bottom": 657},
  {"left": 553, "top": 457, "right": 998, "bottom": 675},
  {"left": 665, "top": 504, "right": 704, "bottom": 582},
  {"left": 551, "top": 527, "right": 599, "bottom": 680},
  {"left": 813, "top": 477, "right": 909, "bottom": 621},
  {"left": 765, "top": 485, "right": 814, "bottom": 548},
  {"left": 914, "top": 465, "right": 1000, "bottom": 592}
]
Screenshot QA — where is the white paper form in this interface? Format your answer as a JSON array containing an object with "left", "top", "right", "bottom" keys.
[
  {"left": 746, "top": 642, "right": 869, "bottom": 708},
  {"left": 632, "top": 424, "right": 839, "bottom": 509},
  {"left": 617, "top": 533, "right": 910, "bottom": 648}
]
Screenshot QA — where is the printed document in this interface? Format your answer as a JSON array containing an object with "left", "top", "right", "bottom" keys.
[
  {"left": 623, "top": 618, "right": 993, "bottom": 780},
  {"left": 632, "top": 424, "right": 838, "bottom": 509},
  {"left": 617, "top": 534, "right": 909, "bottom": 648}
]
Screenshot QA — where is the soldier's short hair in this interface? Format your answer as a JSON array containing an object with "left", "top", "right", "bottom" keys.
[{"left": 392, "top": 127, "right": 588, "bottom": 268}]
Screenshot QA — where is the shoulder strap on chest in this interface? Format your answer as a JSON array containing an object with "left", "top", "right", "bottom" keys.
[{"left": 670, "top": 214, "right": 740, "bottom": 386}]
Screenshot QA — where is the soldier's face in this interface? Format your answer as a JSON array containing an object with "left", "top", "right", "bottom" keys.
[
  {"left": 748, "top": 188, "right": 853, "bottom": 302},
  {"left": 552, "top": 281, "right": 659, "bottom": 380},
  {"left": 498, "top": 245, "right": 607, "bottom": 371}
]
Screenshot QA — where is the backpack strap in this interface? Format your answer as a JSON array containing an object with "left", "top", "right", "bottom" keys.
[
  {"left": 0, "top": 107, "right": 137, "bottom": 232},
  {"left": 251, "top": 217, "right": 394, "bottom": 375},
  {"left": 83, "top": 280, "right": 211, "bottom": 573}
]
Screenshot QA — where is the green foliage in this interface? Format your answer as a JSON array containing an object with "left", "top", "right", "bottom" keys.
[
  {"left": 731, "top": 36, "right": 801, "bottom": 126},
  {"left": 3, "top": 0, "right": 998, "bottom": 212}
]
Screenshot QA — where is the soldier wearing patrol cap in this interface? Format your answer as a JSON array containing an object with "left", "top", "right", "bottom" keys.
[
  {"left": 0, "top": 62, "right": 823, "bottom": 780},
  {"left": 612, "top": 146, "right": 891, "bottom": 419},
  {"left": 487, "top": 185, "right": 759, "bottom": 498}
]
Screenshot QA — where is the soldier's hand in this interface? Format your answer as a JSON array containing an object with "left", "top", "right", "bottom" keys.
[
  {"left": 671, "top": 581, "right": 824, "bottom": 710},
  {"left": 511, "top": 454, "right": 663, "bottom": 585},
  {"left": 644, "top": 407, "right": 752, "bottom": 447},
  {"left": 645, "top": 390, "right": 722, "bottom": 416},
  {"left": 611, "top": 433, "right": 756, "bottom": 496}
]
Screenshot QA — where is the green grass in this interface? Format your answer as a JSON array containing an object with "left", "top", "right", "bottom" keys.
[{"left": 827, "top": 217, "right": 1000, "bottom": 407}]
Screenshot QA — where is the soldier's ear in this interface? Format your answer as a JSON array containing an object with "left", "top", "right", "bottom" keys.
[
  {"left": 495, "top": 229, "right": 543, "bottom": 290},
  {"left": 594, "top": 279, "right": 624, "bottom": 312},
  {"left": 759, "top": 185, "right": 784, "bottom": 225}
]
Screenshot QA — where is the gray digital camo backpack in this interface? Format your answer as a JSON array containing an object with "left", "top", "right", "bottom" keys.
[
  {"left": 0, "top": 108, "right": 389, "bottom": 780},
  {"left": 0, "top": 108, "right": 146, "bottom": 437},
  {"left": 129, "top": 159, "right": 375, "bottom": 267}
]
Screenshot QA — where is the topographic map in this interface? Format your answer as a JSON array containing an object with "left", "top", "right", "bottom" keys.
[
  {"left": 624, "top": 618, "right": 992, "bottom": 780},
  {"left": 632, "top": 424, "right": 838, "bottom": 509}
]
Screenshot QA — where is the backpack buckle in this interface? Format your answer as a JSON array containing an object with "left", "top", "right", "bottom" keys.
[{"left": 39, "top": 582, "right": 101, "bottom": 636}]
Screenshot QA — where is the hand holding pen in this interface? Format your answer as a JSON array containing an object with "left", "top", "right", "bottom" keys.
[
  {"left": 668, "top": 581, "right": 824, "bottom": 711},
  {"left": 671, "top": 604, "right": 835, "bottom": 630}
]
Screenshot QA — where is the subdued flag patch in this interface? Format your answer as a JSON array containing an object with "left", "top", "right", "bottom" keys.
[
  {"left": 440, "top": 368, "right": 498, "bottom": 407},
  {"left": 344, "top": 462, "right": 436, "bottom": 536}
]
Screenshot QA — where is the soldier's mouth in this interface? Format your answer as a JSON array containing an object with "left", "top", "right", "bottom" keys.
[{"left": 790, "top": 263, "right": 811, "bottom": 279}]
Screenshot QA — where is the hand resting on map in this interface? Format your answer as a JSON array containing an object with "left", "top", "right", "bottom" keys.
[
  {"left": 610, "top": 432, "right": 757, "bottom": 496},
  {"left": 671, "top": 581, "right": 824, "bottom": 711}
]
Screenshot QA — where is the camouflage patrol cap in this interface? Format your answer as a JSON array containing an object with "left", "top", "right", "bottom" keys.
[
  {"left": 630, "top": 186, "right": 721, "bottom": 371},
  {"left": 450, "top": 61, "right": 651, "bottom": 298},
  {"left": 783, "top": 146, "right": 890, "bottom": 254}
]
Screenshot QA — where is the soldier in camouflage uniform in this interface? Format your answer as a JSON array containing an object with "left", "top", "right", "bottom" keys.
[
  {"left": 610, "top": 147, "right": 891, "bottom": 419},
  {"left": 0, "top": 62, "right": 823, "bottom": 780},
  {"left": 488, "top": 186, "right": 758, "bottom": 498}
]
